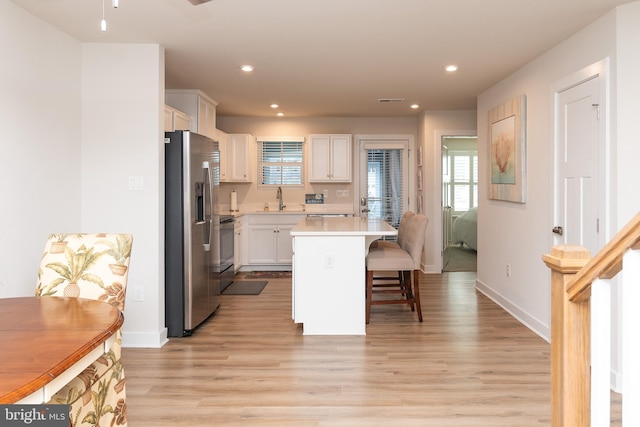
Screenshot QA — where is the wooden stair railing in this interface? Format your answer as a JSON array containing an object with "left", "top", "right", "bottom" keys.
[{"left": 543, "top": 212, "right": 640, "bottom": 426}]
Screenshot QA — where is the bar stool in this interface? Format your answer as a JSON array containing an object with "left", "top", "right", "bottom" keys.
[{"left": 365, "top": 214, "right": 429, "bottom": 323}]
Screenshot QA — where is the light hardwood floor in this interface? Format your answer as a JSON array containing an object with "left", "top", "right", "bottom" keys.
[{"left": 122, "top": 272, "right": 619, "bottom": 426}]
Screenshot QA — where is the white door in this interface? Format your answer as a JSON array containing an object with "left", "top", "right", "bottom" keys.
[
  {"left": 358, "top": 139, "right": 410, "bottom": 230},
  {"left": 554, "top": 76, "right": 602, "bottom": 255}
]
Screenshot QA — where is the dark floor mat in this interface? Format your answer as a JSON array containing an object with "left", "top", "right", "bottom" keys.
[
  {"left": 236, "top": 271, "right": 291, "bottom": 279},
  {"left": 222, "top": 281, "right": 268, "bottom": 295}
]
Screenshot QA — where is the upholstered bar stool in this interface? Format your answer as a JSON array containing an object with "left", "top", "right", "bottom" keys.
[
  {"left": 365, "top": 214, "right": 428, "bottom": 323},
  {"left": 370, "top": 211, "right": 415, "bottom": 250}
]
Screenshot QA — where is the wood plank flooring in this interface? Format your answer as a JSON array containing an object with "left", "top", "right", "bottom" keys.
[{"left": 122, "top": 272, "right": 619, "bottom": 426}]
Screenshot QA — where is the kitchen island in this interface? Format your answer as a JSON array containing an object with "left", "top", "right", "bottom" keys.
[{"left": 290, "top": 216, "right": 397, "bottom": 335}]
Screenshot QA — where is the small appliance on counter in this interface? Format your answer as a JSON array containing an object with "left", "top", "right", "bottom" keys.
[
  {"left": 305, "top": 193, "right": 324, "bottom": 204},
  {"left": 230, "top": 190, "right": 239, "bottom": 212}
]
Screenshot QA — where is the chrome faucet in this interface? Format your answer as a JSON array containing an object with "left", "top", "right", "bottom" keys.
[{"left": 276, "top": 186, "right": 285, "bottom": 211}]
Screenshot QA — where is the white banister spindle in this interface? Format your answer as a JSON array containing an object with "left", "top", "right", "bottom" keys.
[
  {"left": 591, "top": 278, "right": 611, "bottom": 426},
  {"left": 622, "top": 248, "right": 640, "bottom": 426}
]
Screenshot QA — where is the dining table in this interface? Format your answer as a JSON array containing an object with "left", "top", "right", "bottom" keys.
[
  {"left": 0, "top": 296, "right": 123, "bottom": 404},
  {"left": 290, "top": 216, "right": 398, "bottom": 335}
]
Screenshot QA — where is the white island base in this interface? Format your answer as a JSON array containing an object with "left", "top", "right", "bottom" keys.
[{"left": 291, "top": 217, "right": 397, "bottom": 335}]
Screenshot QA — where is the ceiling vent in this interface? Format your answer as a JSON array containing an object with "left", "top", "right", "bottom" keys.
[{"left": 377, "top": 98, "right": 405, "bottom": 103}]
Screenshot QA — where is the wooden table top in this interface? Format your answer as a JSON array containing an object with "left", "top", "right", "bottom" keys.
[{"left": 0, "top": 296, "right": 123, "bottom": 404}]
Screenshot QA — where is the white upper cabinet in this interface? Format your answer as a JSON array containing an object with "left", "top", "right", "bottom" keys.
[
  {"left": 163, "top": 105, "right": 192, "bottom": 132},
  {"left": 163, "top": 106, "right": 173, "bottom": 132},
  {"left": 173, "top": 110, "right": 192, "bottom": 131},
  {"left": 309, "top": 134, "right": 352, "bottom": 182},
  {"left": 165, "top": 90, "right": 217, "bottom": 139},
  {"left": 221, "top": 134, "right": 254, "bottom": 182},
  {"left": 197, "top": 96, "right": 216, "bottom": 139}
]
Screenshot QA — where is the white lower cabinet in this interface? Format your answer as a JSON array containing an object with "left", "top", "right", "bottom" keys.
[{"left": 246, "top": 214, "right": 304, "bottom": 267}]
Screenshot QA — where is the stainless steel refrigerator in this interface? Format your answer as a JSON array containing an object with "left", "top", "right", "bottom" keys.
[{"left": 165, "top": 130, "right": 221, "bottom": 337}]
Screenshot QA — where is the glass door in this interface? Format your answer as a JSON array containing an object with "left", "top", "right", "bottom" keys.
[{"left": 359, "top": 139, "right": 409, "bottom": 236}]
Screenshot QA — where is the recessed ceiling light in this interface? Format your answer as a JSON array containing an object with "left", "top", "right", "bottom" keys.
[
  {"left": 270, "top": 104, "right": 279, "bottom": 109},
  {"left": 240, "top": 65, "right": 254, "bottom": 72},
  {"left": 276, "top": 112, "right": 284, "bottom": 117},
  {"left": 410, "top": 104, "right": 420, "bottom": 109},
  {"left": 445, "top": 65, "right": 459, "bottom": 72}
]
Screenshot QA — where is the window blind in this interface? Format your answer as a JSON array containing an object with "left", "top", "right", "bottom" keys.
[
  {"left": 450, "top": 150, "right": 478, "bottom": 213},
  {"left": 366, "top": 149, "right": 404, "bottom": 229},
  {"left": 257, "top": 139, "right": 304, "bottom": 186}
]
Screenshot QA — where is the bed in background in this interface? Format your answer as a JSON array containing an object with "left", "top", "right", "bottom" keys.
[{"left": 452, "top": 207, "right": 477, "bottom": 251}]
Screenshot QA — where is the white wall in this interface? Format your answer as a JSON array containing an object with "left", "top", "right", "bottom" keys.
[
  {"left": 81, "top": 44, "right": 167, "bottom": 348},
  {"left": 0, "top": 2, "right": 167, "bottom": 347},
  {"left": 613, "top": 1, "right": 640, "bottom": 390},
  {"left": 417, "top": 110, "right": 477, "bottom": 272},
  {"left": 476, "top": 3, "right": 640, "bottom": 389},
  {"left": 615, "top": 3, "right": 640, "bottom": 227},
  {"left": 0, "top": 1, "right": 82, "bottom": 298},
  {"left": 217, "top": 116, "right": 418, "bottom": 209},
  {"left": 475, "top": 9, "right": 619, "bottom": 342}
]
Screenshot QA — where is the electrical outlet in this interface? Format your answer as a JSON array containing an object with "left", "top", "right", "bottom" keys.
[
  {"left": 133, "top": 286, "right": 144, "bottom": 301},
  {"left": 506, "top": 264, "right": 511, "bottom": 277},
  {"left": 325, "top": 254, "right": 334, "bottom": 268}
]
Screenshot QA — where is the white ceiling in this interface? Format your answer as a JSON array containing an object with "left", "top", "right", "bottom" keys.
[{"left": 11, "top": 0, "right": 633, "bottom": 117}]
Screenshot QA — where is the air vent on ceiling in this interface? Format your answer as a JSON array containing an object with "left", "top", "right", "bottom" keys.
[{"left": 377, "top": 98, "right": 406, "bottom": 103}]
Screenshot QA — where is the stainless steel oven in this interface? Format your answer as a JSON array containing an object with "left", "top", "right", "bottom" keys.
[{"left": 219, "top": 215, "right": 235, "bottom": 292}]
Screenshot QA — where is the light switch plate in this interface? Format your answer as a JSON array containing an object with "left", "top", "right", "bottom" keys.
[{"left": 128, "top": 176, "right": 144, "bottom": 191}]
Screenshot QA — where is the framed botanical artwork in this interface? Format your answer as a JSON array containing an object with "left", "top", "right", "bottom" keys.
[
  {"left": 417, "top": 194, "right": 423, "bottom": 214},
  {"left": 417, "top": 145, "right": 423, "bottom": 167},
  {"left": 489, "top": 94, "right": 527, "bottom": 203},
  {"left": 417, "top": 168, "right": 423, "bottom": 191}
]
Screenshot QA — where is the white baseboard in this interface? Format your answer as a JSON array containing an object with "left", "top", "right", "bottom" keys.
[
  {"left": 475, "top": 278, "right": 550, "bottom": 342},
  {"left": 611, "top": 369, "right": 622, "bottom": 393},
  {"left": 421, "top": 263, "right": 440, "bottom": 274},
  {"left": 122, "top": 328, "right": 169, "bottom": 348}
]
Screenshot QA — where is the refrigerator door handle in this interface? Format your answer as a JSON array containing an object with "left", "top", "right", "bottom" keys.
[{"left": 202, "top": 161, "right": 212, "bottom": 251}]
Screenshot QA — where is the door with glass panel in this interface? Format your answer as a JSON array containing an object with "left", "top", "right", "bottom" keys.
[{"left": 359, "top": 139, "right": 409, "bottom": 239}]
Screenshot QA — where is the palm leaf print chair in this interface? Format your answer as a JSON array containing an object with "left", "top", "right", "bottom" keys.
[{"left": 35, "top": 233, "right": 133, "bottom": 427}]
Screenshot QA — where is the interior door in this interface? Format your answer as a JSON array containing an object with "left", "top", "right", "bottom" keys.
[
  {"left": 441, "top": 144, "right": 450, "bottom": 252},
  {"left": 358, "top": 139, "right": 409, "bottom": 233},
  {"left": 554, "top": 76, "right": 601, "bottom": 255}
]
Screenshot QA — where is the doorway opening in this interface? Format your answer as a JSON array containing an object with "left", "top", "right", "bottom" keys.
[{"left": 441, "top": 135, "right": 478, "bottom": 272}]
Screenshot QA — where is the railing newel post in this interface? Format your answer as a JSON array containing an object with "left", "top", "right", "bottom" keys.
[{"left": 543, "top": 245, "right": 591, "bottom": 427}]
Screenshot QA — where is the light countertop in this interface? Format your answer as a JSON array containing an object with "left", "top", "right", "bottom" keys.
[
  {"left": 290, "top": 216, "right": 397, "bottom": 236},
  {"left": 220, "top": 203, "right": 354, "bottom": 217}
]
